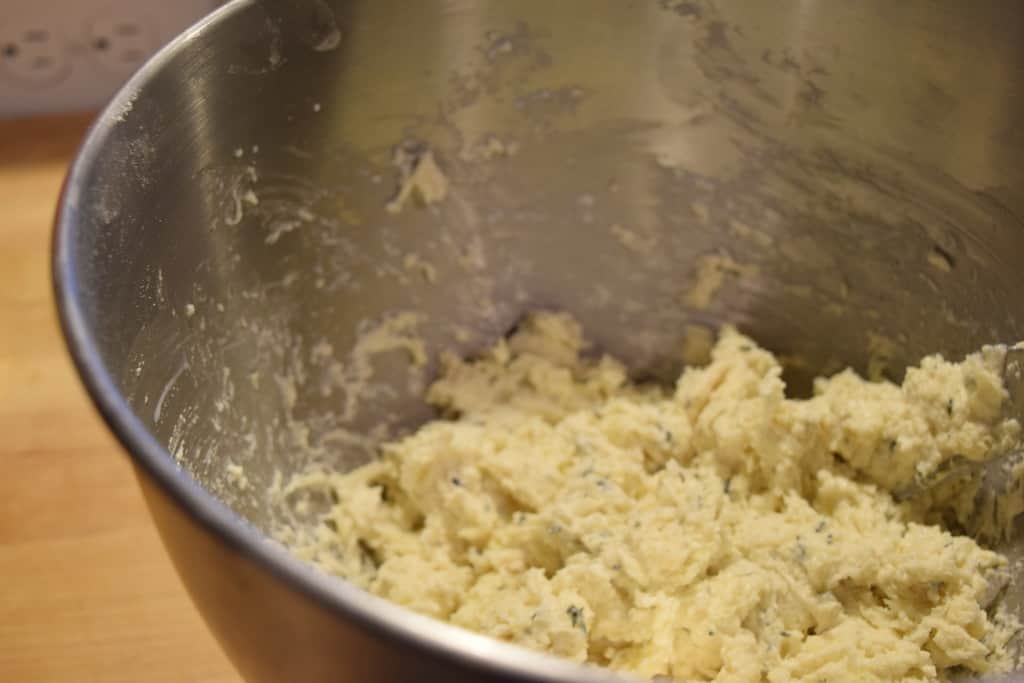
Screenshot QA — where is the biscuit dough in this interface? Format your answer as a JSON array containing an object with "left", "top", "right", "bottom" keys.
[{"left": 283, "top": 312, "right": 1020, "bottom": 682}]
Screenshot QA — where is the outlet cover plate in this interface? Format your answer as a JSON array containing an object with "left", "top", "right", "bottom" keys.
[{"left": 0, "top": 0, "right": 224, "bottom": 118}]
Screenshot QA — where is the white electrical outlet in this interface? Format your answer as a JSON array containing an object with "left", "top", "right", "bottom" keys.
[
  {"left": 0, "top": 25, "right": 70, "bottom": 87},
  {"left": 85, "top": 12, "right": 155, "bottom": 76},
  {"left": 0, "top": 0, "right": 225, "bottom": 119}
]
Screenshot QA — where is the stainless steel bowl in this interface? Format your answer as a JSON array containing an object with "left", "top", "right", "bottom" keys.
[{"left": 54, "top": 1, "right": 1024, "bottom": 680}]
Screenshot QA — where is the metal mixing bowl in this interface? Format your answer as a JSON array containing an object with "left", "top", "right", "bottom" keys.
[{"left": 53, "top": 0, "right": 1024, "bottom": 680}]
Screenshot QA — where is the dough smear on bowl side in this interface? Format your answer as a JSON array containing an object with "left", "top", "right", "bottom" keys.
[{"left": 280, "top": 312, "right": 1022, "bottom": 683}]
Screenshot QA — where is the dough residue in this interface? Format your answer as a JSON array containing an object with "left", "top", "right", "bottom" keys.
[
  {"left": 226, "top": 461, "right": 251, "bottom": 492},
  {"left": 386, "top": 146, "right": 449, "bottom": 214},
  {"left": 403, "top": 253, "right": 438, "bottom": 283},
  {"left": 611, "top": 224, "right": 658, "bottom": 254},
  {"left": 685, "top": 253, "right": 760, "bottom": 311},
  {"left": 281, "top": 312, "right": 1020, "bottom": 682}
]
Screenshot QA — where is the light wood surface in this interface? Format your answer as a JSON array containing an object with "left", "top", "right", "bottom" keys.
[{"left": 0, "top": 114, "right": 239, "bottom": 682}]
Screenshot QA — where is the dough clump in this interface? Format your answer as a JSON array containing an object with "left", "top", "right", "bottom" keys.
[{"left": 283, "top": 312, "right": 1020, "bottom": 682}]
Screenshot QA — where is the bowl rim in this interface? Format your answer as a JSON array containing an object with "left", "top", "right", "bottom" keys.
[{"left": 50, "top": 1, "right": 627, "bottom": 681}]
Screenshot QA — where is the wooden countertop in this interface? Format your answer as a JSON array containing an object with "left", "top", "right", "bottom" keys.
[{"left": 0, "top": 114, "right": 238, "bottom": 682}]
